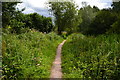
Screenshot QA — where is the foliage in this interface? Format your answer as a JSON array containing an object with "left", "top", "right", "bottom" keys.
[
  {"left": 27, "top": 13, "right": 53, "bottom": 33},
  {"left": 1, "top": 1, "right": 120, "bottom": 79},
  {"left": 2, "top": 32, "right": 63, "bottom": 79},
  {"left": 77, "top": 1, "right": 120, "bottom": 35},
  {"left": 3, "top": 12, "right": 54, "bottom": 34},
  {"left": 48, "top": 0, "right": 81, "bottom": 34},
  {"left": 87, "top": 10, "right": 117, "bottom": 35},
  {"left": 111, "top": 1, "right": 120, "bottom": 13},
  {"left": 61, "top": 31, "right": 67, "bottom": 39},
  {"left": 62, "top": 33, "right": 120, "bottom": 79},
  {"left": 2, "top": 2, "right": 20, "bottom": 28},
  {"left": 107, "top": 16, "right": 120, "bottom": 34},
  {"left": 2, "top": 2, "right": 54, "bottom": 34},
  {"left": 78, "top": 3, "right": 99, "bottom": 34},
  {"left": 2, "top": 2, "right": 120, "bottom": 35}
]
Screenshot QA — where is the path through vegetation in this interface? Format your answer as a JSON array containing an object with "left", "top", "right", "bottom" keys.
[{"left": 50, "top": 40, "right": 66, "bottom": 78}]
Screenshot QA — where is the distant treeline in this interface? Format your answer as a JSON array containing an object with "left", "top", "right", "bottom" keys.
[
  {"left": 48, "top": 1, "right": 120, "bottom": 35},
  {"left": 2, "top": 1, "right": 120, "bottom": 35},
  {"left": 2, "top": 2, "right": 53, "bottom": 34}
]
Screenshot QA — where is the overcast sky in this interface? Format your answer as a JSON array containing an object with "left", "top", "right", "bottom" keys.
[{"left": 17, "top": 0, "right": 113, "bottom": 17}]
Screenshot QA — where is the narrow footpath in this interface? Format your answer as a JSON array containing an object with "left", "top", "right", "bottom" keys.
[{"left": 50, "top": 40, "right": 66, "bottom": 79}]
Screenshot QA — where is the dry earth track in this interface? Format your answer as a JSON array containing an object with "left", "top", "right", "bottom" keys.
[{"left": 50, "top": 40, "right": 66, "bottom": 79}]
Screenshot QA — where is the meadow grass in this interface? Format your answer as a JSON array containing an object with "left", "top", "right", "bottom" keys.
[
  {"left": 62, "top": 33, "right": 120, "bottom": 79},
  {"left": 2, "top": 31, "right": 63, "bottom": 79}
]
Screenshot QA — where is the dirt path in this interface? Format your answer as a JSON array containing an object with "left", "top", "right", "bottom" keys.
[{"left": 50, "top": 40, "right": 66, "bottom": 79}]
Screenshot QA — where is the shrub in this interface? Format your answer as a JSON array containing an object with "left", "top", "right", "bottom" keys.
[
  {"left": 62, "top": 33, "right": 120, "bottom": 79},
  {"left": 2, "top": 32, "right": 63, "bottom": 79}
]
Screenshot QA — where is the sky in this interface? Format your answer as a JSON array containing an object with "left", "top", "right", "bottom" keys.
[{"left": 17, "top": 0, "right": 113, "bottom": 17}]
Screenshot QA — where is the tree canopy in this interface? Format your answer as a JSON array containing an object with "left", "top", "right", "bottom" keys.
[
  {"left": 2, "top": 1, "right": 120, "bottom": 35},
  {"left": 48, "top": 0, "right": 81, "bottom": 34},
  {"left": 2, "top": 2, "right": 54, "bottom": 34}
]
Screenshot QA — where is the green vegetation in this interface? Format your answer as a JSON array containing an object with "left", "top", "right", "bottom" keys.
[
  {"left": 2, "top": 2, "right": 63, "bottom": 79},
  {"left": 49, "top": 1, "right": 120, "bottom": 35},
  {"left": 2, "top": 31, "right": 63, "bottom": 79},
  {"left": 48, "top": 0, "right": 81, "bottom": 34},
  {"left": 2, "top": 3, "right": 53, "bottom": 34},
  {"left": 62, "top": 33, "right": 120, "bottom": 79},
  {"left": 1, "top": 0, "right": 120, "bottom": 79}
]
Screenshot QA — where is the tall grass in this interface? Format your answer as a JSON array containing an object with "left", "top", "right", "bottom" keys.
[
  {"left": 2, "top": 32, "right": 63, "bottom": 79},
  {"left": 62, "top": 33, "right": 120, "bottom": 79}
]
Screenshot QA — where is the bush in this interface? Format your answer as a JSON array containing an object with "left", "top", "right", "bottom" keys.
[
  {"left": 87, "top": 10, "right": 117, "bottom": 35},
  {"left": 107, "top": 16, "right": 120, "bottom": 34},
  {"left": 62, "top": 33, "right": 120, "bottom": 79},
  {"left": 2, "top": 32, "right": 63, "bottom": 79}
]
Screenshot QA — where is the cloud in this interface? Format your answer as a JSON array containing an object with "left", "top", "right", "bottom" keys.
[
  {"left": 26, "top": 0, "right": 48, "bottom": 8},
  {"left": 17, "top": 0, "right": 112, "bottom": 17},
  {"left": 88, "top": 1, "right": 112, "bottom": 9},
  {"left": 17, "top": 0, "right": 51, "bottom": 17},
  {"left": 75, "top": 0, "right": 112, "bottom": 9},
  {"left": 112, "top": 0, "right": 120, "bottom": 2}
]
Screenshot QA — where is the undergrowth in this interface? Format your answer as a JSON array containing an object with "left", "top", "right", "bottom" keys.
[
  {"left": 2, "top": 31, "right": 63, "bottom": 79},
  {"left": 62, "top": 33, "right": 120, "bottom": 79}
]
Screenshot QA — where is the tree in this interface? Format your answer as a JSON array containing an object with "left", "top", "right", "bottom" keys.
[
  {"left": 108, "top": 1, "right": 120, "bottom": 34},
  {"left": 2, "top": 2, "right": 19, "bottom": 28},
  {"left": 107, "top": 18, "right": 120, "bottom": 34},
  {"left": 28, "top": 13, "right": 53, "bottom": 33},
  {"left": 78, "top": 2, "right": 99, "bottom": 34},
  {"left": 93, "top": 6, "right": 99, "bottom": 12},
  {"left": 42, "top": 17, "right": 53, "bottom": 33},
  {"left": 2, "top": 2, "right": 54, "bottom": 34},
  {"left": 0, "top": 2, "right": 2, "bottom": 28},
  {"left": 111, "top": 1, "right": 120, "bottom": 13},
  {"left": 48, "top": 0, "right": 81, "bottom": 34},
  {"left": 87, "top": 10, "right": 117, "bottom": 35},
  {"left": 2, "top": 2, "right": 29, "bottom": 34}
]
